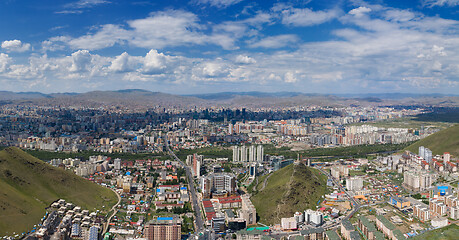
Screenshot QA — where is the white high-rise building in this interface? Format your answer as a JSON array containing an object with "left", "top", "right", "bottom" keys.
[
  {"left": 419, "top": 146, "right": 425, "bottom": 159},
  {"left": 444, "top": 152, "right": 451, "bottom": 163},
  {"left": 228, "top": 123, "right": 233, "bottom": 135},
  {"left": 257, "top": 145, "right": 264, "bottom": 162},
  {"left": 114, "top": 158, "right": 121, "bottom": 170},
  {"left": 249, "top": 145, "right": 256, "bottom": 162},
  {"left": 346, "top": 177, "right": 363, "bottom": 191},
  {"left": 232, "top": 146, "right": 240, "bottom": 162},
  {"left": 425, "top": 149, "right": 432, "bottom": 163},
  {"left": 240, "top": 145, "right": 247, "bottom": 162}
]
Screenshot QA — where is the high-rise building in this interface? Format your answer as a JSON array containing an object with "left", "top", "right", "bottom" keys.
[
  {"left": 346, "top": 177, "right": 363, "bottom": 191},
  {"left": 419, "top": 146, "right": 425, "bottom": 159},
  {"left": 192, "top": 154, "right": 203, "bottom": 177},
  {"left": 256, "top": 145, "right": 264, "bottom": 162},
  {"left": 228, "top": 124, "right": 233, "bottom": 135},
  {"left": 425, "top": 149, "right": 432, "bottom": 163},
  {"left": 444, "top": 152, "right": 451, "bottom": 163},
  {"left": 249, "top": 145, "right": 256, "bottom": 162},
  {"left": 201, "top": 173, "right": 237, "bottom": 197},
  {"left": 249, "top": 164, "right": 257, "bottom": 179},
  {"left": 114, "top": 158, "right": 121, "bottom": 170},
  {"left": 232, "top": 146, "right": 240, "bottom": 162},
  {"left": 240, "top": 145, "right": 247, "bottom": 162},
  {"left": 403, "top": 171, "right": 433, "bottom": 191},
  {"left": 144, "top": 216, "right": 181, "bottom": 240}
]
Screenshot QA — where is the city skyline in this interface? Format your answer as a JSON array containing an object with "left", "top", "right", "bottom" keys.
[{"left": 0, "top": 0, "right": 458, "bottom": 94}]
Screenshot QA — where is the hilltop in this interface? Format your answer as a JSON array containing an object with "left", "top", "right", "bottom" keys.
[
  {"left": 405, "top": 124, "right": 459, "bottom": 157},
  {"left": 0, "top": 147, "right": 117, "bottom": 235},
  {"left": 251, "top": 163, "right": 327, "bottom": 225}
]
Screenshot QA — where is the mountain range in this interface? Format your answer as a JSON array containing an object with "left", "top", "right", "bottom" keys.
[{"left": 0, "top": 90, "right": 458, "bottom": 108}]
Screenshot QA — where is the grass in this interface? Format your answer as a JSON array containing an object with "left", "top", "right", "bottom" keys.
[
  {"left": 405, "top": 124, "right": 459, "bottom": 156},
  {"left": 265, "top": 142, "right": 413, "bottom": 159},
  {"left": 22, "top": 149, "right": 168, "bottom": 161},
  {"left": 0, "top": 147, "right": 118, "bottom": 235},
  {"left": 412, "top": 224, "right": 459, "bottom": 240},
  {"left": 174, "top": 146, "right": 232, "bottom": 161},
  {"left": 250, "top": 163, "right": 327, "bottom": 225}
]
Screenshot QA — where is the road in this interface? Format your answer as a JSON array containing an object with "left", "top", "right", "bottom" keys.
[
  {"left": 314, "top": 166, "right": 361, "bottom": 229},
  {"left": 164, "top": 135, "right": 205, "bottom": 233},
  {"left": 103, "top": 187, "right": 122, "bottom": 234}
]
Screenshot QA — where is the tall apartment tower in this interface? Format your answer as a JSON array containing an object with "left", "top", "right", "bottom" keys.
[
  {"left": 249, "top": 145, "right": 256, "bottom": 162},
  {"left": 240, "top": 145, "right": 247, "bottom": 162},
  {"left": 232, "top": 146, "right": 240, "bottom": 162},
  {"left": 144, "top": 217, "right": 181, "bottom": 240},
  {"left": 256, "top": 145, "right": 264, "bottom": 162}
]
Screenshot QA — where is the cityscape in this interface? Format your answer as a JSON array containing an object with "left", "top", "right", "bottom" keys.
[{"left": 1, "top": 1, "right": 459, "bottom": 240}]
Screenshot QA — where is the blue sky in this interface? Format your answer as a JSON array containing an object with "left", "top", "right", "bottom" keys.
[{"left": 0, "top": 0, "right": 458, "bottom": 94}]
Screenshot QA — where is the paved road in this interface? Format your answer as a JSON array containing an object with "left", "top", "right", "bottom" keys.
[
  {"left": 165, "top": 136, "right": 205, "bottom": 232},
  {"left": 103, "top": 187, "right": 122, "bottom": 234},
  {"left": 314, "top": 166, "right": 361, "bottom": 229}
]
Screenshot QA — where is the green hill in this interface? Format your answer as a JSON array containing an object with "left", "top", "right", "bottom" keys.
[
  {"left": 251, "top": 163, "right": 327, "bottom": 225},
  {"left": 412, "top": 224, "right": 459, "bottom": 240},
  {"left": 0, "top": 147, "right": 117, "bottom": 235},
  {"left": 405, "top": 124, "right": 459, "bottom": 157}
]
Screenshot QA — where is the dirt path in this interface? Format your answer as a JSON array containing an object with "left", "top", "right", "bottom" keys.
[{"left": 275, "top": 165, "right": 296, "bottom": 221}]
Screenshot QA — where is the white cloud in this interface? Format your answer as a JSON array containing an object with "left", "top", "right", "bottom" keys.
[
  {"left": 68, "top": 24, "right": 131, "bottom": 50},
  {"left": 0, "top": 53, "right": 11, "bottom": 72},
  {"left": 423, "top": 0, "right": 459, "bottom": 7},
  {"left": 284, "top": 72, "right": 297, "bottom": 83},
  {"left": 235, "top": 55, "right": 256, "bottom": 64},
  {"left": 69, "top": 50, "right": 92, "bottom": 72},
  {"left": 248, "top": 34, "right": 299, "bottom": 48},
  {"left": 142, "top": 49, "right": 171, "bottom": 75},
  {"left": 66, "top": 10, "right": 238, "bottom": 50},
  {"left": 1, "top": 40, "right": 31, "bottom": 52},
  {"left": 278, "top": 6, "right": 341, "bottom": 26},
  {"left": 348, "top": 7, "right": 372, "bottom": 17},
  {"left": 384, "top": 9, "right": 415, "bottom": 22},
  {"left": 109, "top": 52, "right": 139, "bottom": 73},
  {"left": 194, "top": 0, "right": 243, "bottom": 8}
]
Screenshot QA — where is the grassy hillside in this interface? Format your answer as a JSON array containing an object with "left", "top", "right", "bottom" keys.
[
  {"left": 405, "top": 124, "right": 459, "bottom": 157},
  {"left": 0, "top": 147, "right": 117, "bottom": 235},
  {"left": 413, "top": 224, "right": 459, "bottom": 240},
  {"left": 251, "top": 163, "right": 327, "bottom": 225}
]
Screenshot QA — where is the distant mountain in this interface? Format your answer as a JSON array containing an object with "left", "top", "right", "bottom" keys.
[
  {"left": 405, "top": 124, "right": 459, "bottom": 157},
  {"left": 0, "top": 147, "right": 117, "bottom": 235},
  {"left": 0, "top": 90, "right": 458, "bottom": 108},
  {"left": 0, "top": 91, "right": 52, "bottom": 100}
]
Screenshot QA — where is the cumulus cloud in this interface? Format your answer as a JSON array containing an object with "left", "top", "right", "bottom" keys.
[
  {"left": 1, "top": 40, "right": 31, "bottom": 52},
  {"left": 109, "top": 52, "right": 139, "bottom": 73},
  {"left": 284, "top": 72, "right": 297, "bottom": 83},
  {"left": 0, "top": 53, "right": 12, "bottom": 72},
  {"left": 348, "top": 7, "right": 372, "bottom": 17},
  {"left": 248, "top": 34, "right": 299, "bottom": 48},
  {"left": 235, "top": 55, "right": 256, "bottom": 64},
  {"left": 277, "top": 6, "right": 341, "bottom": 26},
  {"left": 141, "top": 49, "right": 172, "bottom": 75}
]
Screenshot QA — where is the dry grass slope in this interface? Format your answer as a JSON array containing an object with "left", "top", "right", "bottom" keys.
[
  {"left": 251, "top": 163, "right": 327, "bottom": 225},
  {"left": 0, "top": 147, "right": 117, "bottom": 235},
  {"left": 405, "top": 124, "right": 459, "bottom": 157}
]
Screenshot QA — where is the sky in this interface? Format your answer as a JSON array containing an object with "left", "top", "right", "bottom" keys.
[{"left": 0, "top": 0, "right": 458, "bottom": 94}]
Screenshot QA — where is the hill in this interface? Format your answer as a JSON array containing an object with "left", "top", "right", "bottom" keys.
[
  {"left": 250, "top": 163, "right": 327, "bottom": 225},
  {"left": 405, "top": 124, "right": 459, "bottom": 157},
  {"left": 0, "top": 147, "right": 117, "bottom": 235},
  {"left": 412, "top": 224, "right": 459, "bottom": 240}
]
